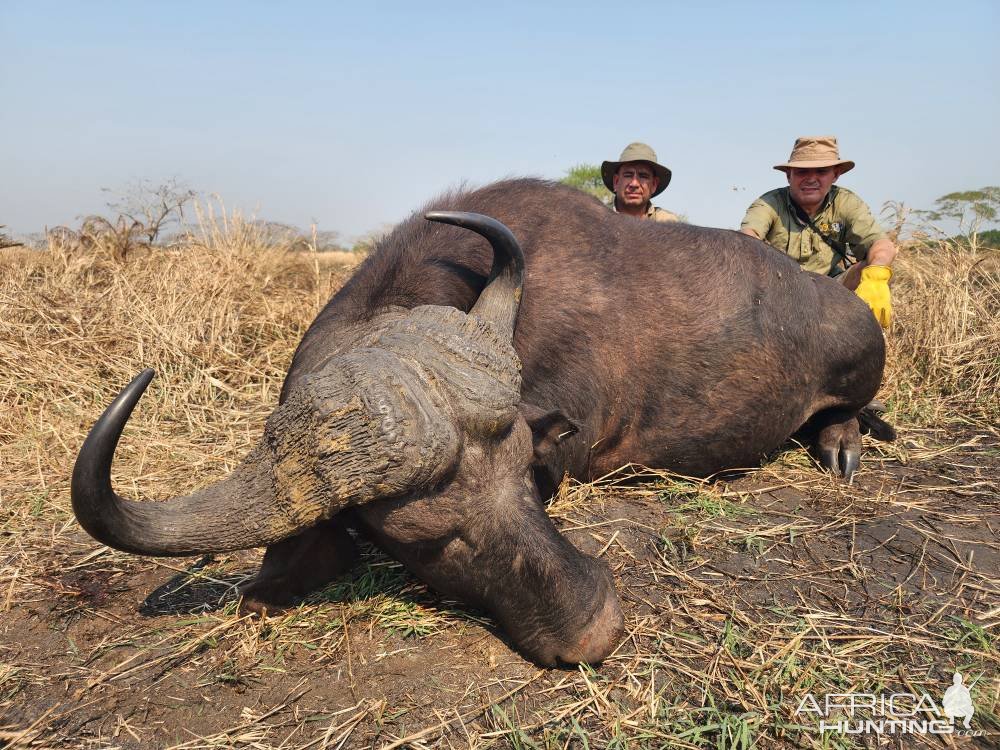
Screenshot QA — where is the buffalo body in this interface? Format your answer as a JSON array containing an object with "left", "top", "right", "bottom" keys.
[{"left": 72, "top": 179, "right": 889, "bottom": 665}]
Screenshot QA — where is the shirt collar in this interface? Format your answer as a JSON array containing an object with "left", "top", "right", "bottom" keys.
[
  {"left": 612, "top": 197, "right": 654, "bottom": 217},
  {"left": 786, "top": 185, "right": 837, "bottom": 225}
]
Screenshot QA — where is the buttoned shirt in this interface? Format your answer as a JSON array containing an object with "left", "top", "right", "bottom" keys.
[{"left": 740, "top": 186, "right": 886, "bottom": 275}]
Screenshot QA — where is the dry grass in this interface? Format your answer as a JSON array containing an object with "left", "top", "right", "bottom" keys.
[
  {"left": 1, "top": 208, "right": 357, "bottom": 505},
  {"left": 1, "top": 212, "right": 997, "bottom": 748},
  {"left": 883, "top": 233, "right": 1000, "bottom": 428}
]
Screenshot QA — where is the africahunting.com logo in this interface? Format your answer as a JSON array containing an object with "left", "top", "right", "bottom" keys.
[{"left": 795, "top": 672, "right": 985, "bottom": 737}]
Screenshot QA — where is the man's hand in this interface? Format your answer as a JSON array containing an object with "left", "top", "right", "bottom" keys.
[{"left": 855, "top": 265, "right": 892, "bottom": 328}]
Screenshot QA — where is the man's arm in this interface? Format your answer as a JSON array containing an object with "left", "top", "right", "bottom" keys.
[
  {"left": 841, "top": 191, "right": 895, "bottom": 267},
  {"left": 739, "top": 198, "right": 775, "bottom": 242},
  {"left": 865, "top": 237, "right": 897, "bottom": 267}
]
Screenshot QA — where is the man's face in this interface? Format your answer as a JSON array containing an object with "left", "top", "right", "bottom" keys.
[
  {"left": 613, "top": 161, "right": 659, "bottom": 208},
  {"left": 787, "top": 166, "right": 840, "bottom": 208}
]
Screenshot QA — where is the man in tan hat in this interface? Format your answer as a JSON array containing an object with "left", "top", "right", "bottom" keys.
[
  {"left": 740, "top": 136, "right": 897, "bottom": 327},
  {"left": 601, "top": 142, "right": 679, "bottom": 222}
]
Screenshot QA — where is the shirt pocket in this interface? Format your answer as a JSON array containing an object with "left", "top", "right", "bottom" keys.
[{"left": 792, "top": 231, "right": 816, "bottom": 261}]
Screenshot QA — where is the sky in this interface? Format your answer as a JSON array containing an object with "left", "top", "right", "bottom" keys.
[{"left": 3, "top": 1, "right": 998, "bottom": 243}]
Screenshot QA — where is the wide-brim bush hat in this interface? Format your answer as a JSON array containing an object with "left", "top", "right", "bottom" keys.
[
  {"left": 601, "top": 142, "right": 671, "bottom": 197},
  {"left": 774, "top": 136, "right": 855, "bottom": 174}
]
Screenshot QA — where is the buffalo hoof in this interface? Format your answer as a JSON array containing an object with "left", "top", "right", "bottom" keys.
[
  {"left": 818, "top": 445, "right": 861, "bottom": 482},
  {"left": 237, "top": 582, "right": 296, "bottom": 617},
  {"left": 813, "top": 411, "right": 863, "bottom": 483},
  {"left": 841, "top": 448, "right": 860, "bottom": 481},
  {"left": 817, "top": 447, "right": 855, "bottom": 482},
  {"left": 866, "top": 398, "right": 886, "bottom": 414},
  {"left": 859, "top": 406, "right": 897, "bottom": 442}
]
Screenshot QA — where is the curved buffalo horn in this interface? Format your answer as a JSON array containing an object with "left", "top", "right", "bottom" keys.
[
  {"left": 425, "top": 211, "right": 525, "bottom": 335},
  {"left": 71, "top": 369, "right": 308, "bottom": 556}
]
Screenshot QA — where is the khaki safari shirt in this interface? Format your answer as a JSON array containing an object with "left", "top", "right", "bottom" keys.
[
  {"left": 613, "top": 200, "right": 680, "bottom": 223},
  {"left": 740, "top": 186, "right": 886, "bottom": 275}
]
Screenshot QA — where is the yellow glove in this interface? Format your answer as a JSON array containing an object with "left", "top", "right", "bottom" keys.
[{"left": 855, "top": 265, "right": 893, "bottom": 328}]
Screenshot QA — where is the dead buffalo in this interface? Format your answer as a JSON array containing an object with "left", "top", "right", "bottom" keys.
[{"left": 71, "top": 179, "right": 892, "bottom": 665}]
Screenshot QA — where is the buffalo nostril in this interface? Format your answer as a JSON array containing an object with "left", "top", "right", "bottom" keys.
[{"left": 560, "top": 593, "right": 624, "bottom": 665}]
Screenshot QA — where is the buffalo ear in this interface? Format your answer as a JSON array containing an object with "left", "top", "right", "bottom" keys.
[{"left": 518, "top": 403, "right": 579, "bottom": 462}]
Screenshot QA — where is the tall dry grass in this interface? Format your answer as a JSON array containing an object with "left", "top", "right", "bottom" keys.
[
  {"left": 1, "top": 210, "right": 997, "bottom": 516},
  {"left": 883, "top": 234, "right": 1000, "bottom": 428},
  {"left": 1, "top": 208, "right": 357, "bottom": 515}
]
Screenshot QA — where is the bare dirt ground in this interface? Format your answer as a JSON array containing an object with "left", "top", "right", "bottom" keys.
[{"left": 2, "top": 428, "right": 997, "bottom": 749}]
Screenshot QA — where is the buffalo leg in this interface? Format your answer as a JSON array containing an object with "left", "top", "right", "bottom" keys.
[
  {"left": 810, "top": 409, "right": 863, "bottom": 482},
  {"left": 239, "top": 517, "right": 357, "bottom": 613}
]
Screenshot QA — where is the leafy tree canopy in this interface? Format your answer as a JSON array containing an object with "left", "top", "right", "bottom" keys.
[
  {"left": 917, "top": 186, "right": 1000, "bottom": 231},
  {"left": 560, "top": 163, "right": 611, "bottom": 202}
]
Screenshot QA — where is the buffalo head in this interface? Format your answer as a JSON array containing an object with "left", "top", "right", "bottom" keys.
[{"left": 71, "top": 212, "right": 623, "bottom": 666}]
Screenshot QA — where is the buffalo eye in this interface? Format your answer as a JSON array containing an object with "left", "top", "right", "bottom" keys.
[{"left": 518, "top": 403, "right": 579, "bottom": 463}]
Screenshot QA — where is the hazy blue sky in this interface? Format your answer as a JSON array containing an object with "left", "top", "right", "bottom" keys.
[{"left": 3, "top": 1, "right": 998, "bottom": 241}]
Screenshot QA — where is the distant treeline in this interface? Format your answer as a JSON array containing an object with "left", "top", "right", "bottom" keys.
[{"left": 963, "top": 229, "right": 1000, "bottom": 248}]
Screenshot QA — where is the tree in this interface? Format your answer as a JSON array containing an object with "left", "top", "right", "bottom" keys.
[
  {"left": 0, "top": 225, "right": 23, "bottom": 249},
  {"left": 560, "top": 163, "right": 611, "bottom": 203},
  {"left": 975, "top": 229, "right": 1000, "bottom": 249},
  {"left": 102, "top": 178, "right": 197, "bottom": 245},
  {"left": 916, "top": 187, "right": 1000, "bottom": 234}
]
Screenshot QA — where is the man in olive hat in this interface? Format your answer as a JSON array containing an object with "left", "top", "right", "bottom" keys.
[
  {"left": 740, "top": 136, "right": 897, "bottom": 327},
  {"left": 601, "top": 142, "right": 679, "bottom": 222}
]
